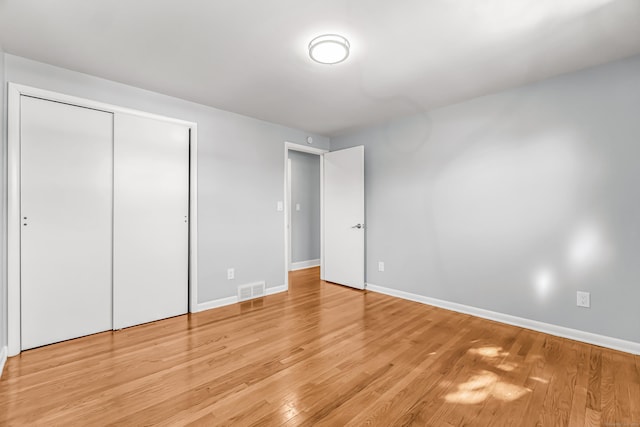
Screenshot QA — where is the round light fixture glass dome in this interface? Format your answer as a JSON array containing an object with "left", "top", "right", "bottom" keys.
[{"left": 308, "top": 34, "right": 350, "bottom": 64}]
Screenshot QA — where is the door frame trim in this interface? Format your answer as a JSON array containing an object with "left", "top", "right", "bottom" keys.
[
  {"left": 7, "top": 83, "right": 199, "bottom": 356},
  {"left": 283, "top": 142, "right": 328, "bottom": 290}
]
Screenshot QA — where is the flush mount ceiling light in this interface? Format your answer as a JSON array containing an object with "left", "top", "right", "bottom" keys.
[{"left": 308, "top": 34, "right": 350, "bottom": 64}]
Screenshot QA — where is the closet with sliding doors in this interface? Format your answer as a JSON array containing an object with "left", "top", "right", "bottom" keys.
[{"left": 15, "top": 90, "right": 193, "bottom": 351}]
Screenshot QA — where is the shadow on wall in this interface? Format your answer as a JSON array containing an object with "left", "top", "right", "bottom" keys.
[
  {"left": 350, "top": 0, "right": 622, "bottom": 117},
  {"left": 430, "top": 131, "right": 613, "bottom": 300}
]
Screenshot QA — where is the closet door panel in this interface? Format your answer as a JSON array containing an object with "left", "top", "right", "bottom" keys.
[
  {"left": 20, "top": 96, "right": 113, "bottom": 350},
  {"left": 113, "top": 114, "right": 189, "bottom": 329}
]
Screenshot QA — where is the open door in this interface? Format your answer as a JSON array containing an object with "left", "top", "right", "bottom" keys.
[{"left": 323, "top": 146, "right": 365, "bottom": 289}]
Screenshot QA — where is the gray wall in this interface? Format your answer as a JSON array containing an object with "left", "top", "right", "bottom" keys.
[
  {"left": 0, "top": 48, "right": 6, "bottom": 350},
  {"left": 289, "top": 151, "right": 320, "bottom": 264},
  {"left": 3, "top": 51, "right": 640, "bottom": 348},
  {"left": 3, "top": 54, "right": 329, "bottom": 305},
  {"left": 331, "top": 54, "right": 640, "bottom": 343}
]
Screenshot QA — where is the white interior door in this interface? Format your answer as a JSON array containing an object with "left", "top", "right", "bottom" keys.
[
  {"left": 323, "top": 146, "right": 365, "bottom": 289},
  {"left": 20, "top": 96, "right": 113, "bottom": 350},
  {"left": 113, "top": 113, "right": 189, "bottom": 329}
]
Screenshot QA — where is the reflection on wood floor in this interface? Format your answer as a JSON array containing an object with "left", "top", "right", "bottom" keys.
[{"left": 1, "top": 266, "right": 639, "bottom": 425}]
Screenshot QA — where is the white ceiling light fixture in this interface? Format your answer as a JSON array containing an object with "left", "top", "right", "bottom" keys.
[{"left": 308, "top": 34, "right": 350, "bottom": 64}]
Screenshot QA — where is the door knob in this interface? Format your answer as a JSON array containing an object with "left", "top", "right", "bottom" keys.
[{"left": 351, "top": 223, "right": 364, "bottom": 229}]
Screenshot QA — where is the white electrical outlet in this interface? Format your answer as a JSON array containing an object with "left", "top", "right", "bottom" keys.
[
  {"left": 576, "top": 291, "right": 590, "bottom": 308},
  {"left": 227, "top": 268, "right": 235, "bottom": 280},
  {"left": 296, "top": 203, "right": 301, "bottom": 211},
  {"left": 378, "top": 261, "right": 385, "bottom": 272},
  {"left": 277, "top": 201, "right": 283, "bottom": 211}
]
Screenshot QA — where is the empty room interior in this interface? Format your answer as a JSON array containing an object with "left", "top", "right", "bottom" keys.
[{"left": 1, "top": 1, "right": 640, "bottom": 425}]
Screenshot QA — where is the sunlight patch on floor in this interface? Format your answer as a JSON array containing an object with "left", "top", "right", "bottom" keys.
[
  {"left": 468, "top": 346, "right": 509, "bottom": 359},
  {"left": 444, "top": 345, "right": 531, "bottom": 404},
  {"left": 529, "top": 376, "right": 549, "bottom": 384},
  {"left": 496, "top": 362, "right": 517, "bottom": 372},
  {"left": 445, "top": 370, "right": 530, "bottom": 404}
]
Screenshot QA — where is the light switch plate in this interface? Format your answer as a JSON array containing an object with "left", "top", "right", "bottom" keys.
[
  {"left": 577, "top": 291, "right": 590, "bottom": 308},
  {"left": 277, "top": 201, "right": 283, "bottom": 211},
  {"left": 296, "top": 203, "right": 300, "bottom": 211}
]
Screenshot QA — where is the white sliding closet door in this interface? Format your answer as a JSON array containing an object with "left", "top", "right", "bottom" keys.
[
  {"left": 113, "top": 114, "right": 189, "bottom": 329},
  {"left": 20, "top": 96, "right": 113, "bottom": 350}
]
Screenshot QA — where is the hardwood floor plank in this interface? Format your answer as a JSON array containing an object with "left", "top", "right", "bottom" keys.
[
  {"left": 586, "top": 347, "right": 602, "bottom": 412},
  {"left": 539, "top": 337, "right": 579, "bottom": 426},
  {"left": 567, "top": 343, "right": 590, "bottom": 427},
  {"left": 601, "top": 350, "right": 617, "bottom": 425},
  {"left": 629, "top": 383, "right": 640, "bottom": 423},
  {"left": 585, "top": 407, "right": 602, "bottom": 427},
  {"left": 496, "top": 332, "right": 547, "bottom": 427},
  {"left": 0, "top": 266, "right": 638, "bottom": 426}
]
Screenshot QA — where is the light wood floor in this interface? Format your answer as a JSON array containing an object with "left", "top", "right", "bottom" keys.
[{"left": 1, "top": 267, "right": 639, "bottom": 426}]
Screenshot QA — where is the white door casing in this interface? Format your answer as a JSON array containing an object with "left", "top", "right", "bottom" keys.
[
  {"left": 113, "top": 113, "right": 190, "bottom": 330},
  {"left": 323, "top": 146, "right": 365, "bottom": 290},
  {"left": 287, "top": 158, "right": 292, "bottom": 271},
  {"left": 282, "top": 142, "right": 328, "bottom": 289},
  {"left": 20, "top": 96, "right": 114, "bottom": 350}
]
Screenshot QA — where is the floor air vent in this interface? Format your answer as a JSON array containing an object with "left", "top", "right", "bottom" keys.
[{"left": 238, "top": 281, "right": 266, "bottom": 302}]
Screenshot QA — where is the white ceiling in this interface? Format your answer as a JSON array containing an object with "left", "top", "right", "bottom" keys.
[{"left": 1, "top": 0, "right": 639, "bottom": 136}]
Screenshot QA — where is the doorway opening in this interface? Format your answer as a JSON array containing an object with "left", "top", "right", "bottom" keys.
[{"left": 283, "top": 142, "right": 327, "bottom": 290}]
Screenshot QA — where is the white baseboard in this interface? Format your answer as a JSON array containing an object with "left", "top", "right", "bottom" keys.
[
  {"left": 194, "top": 285, "right": 288, "bottom": 313},
  {"left": 195, "top": 296, "right": 238, "bottom": 313},
  {"left": 0, "top": 346, "right": 7, "bottom": 378},
  {"left": 366, "top": 283, "right": 640, "bottom": 355},
  {"left": 290, "top": 259, "right": 320, "bottom": 271},
  {"left": 266, "top": 285, "right": 287, "bottom": 295}
]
